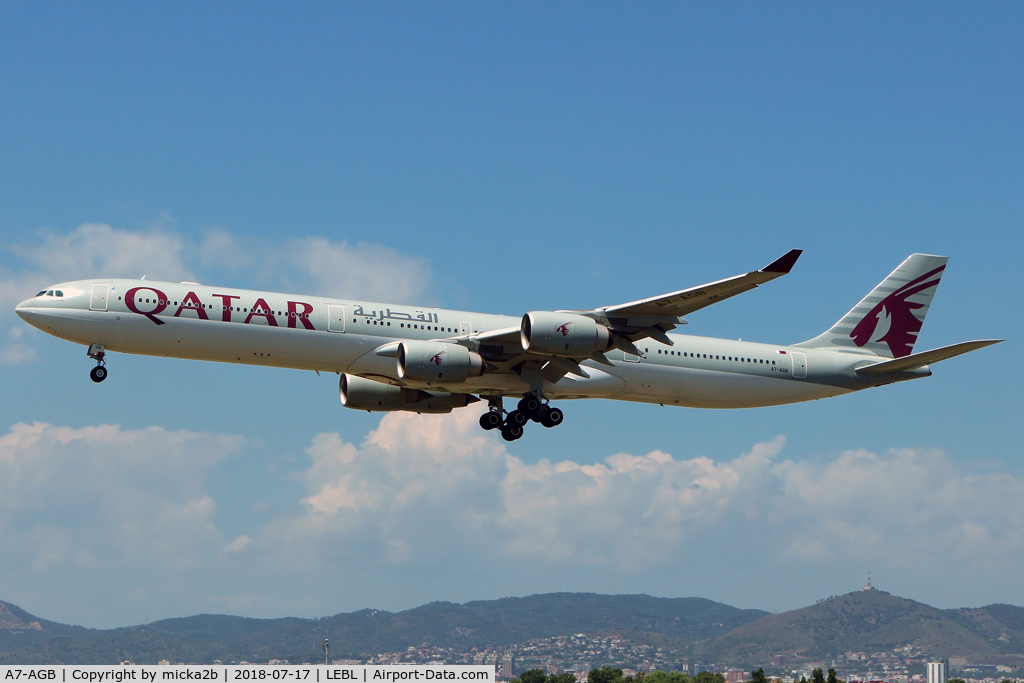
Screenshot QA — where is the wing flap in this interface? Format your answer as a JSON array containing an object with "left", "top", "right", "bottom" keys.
[{"left": 855, "top": 339, "right": 1002, "bottom": 376}]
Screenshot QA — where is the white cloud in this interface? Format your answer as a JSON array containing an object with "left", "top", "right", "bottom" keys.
[
  {"left": 0, "top": 422, "right": 243, "bottom": 573},
  {"left": 250, "top": 409, "right": 1024, "bottom": 590},
  {"left": 773, "top": 447, "right": 1024, "bottom": 564},
  {"left": 0, "top": 221, "right": 434, "bottom": 365},
  {"left": 283, "top": 237, "right": 431, "bottom": 302},
  {"left": 1, "top": 412, "right": 1023, "bottom": 623},
  {"left": 0, "top": 342, "right": 35, "bottom": 364},
  {"left": 225, "top": 535, "right": 252, "bottom": 553},
  {"left": 12, "top": 222, "right": 193, "bottom": 283}
]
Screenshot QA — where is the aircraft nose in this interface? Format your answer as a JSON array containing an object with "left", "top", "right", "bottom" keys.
[{"left": 15, "top": 298, "right": 34, "bottom": 321}]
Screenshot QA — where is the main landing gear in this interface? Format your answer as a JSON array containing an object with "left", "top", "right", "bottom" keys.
[
  {"left": 478, "top": 395, "right": 564, "bottom": 441},
  {"left": 87, "top": 344, "right": 108, "bottom": 383}
]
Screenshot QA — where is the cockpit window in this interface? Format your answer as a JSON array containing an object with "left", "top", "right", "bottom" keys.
[
  {"left": 54, "top": 290, "right": 63, "bottom": 297},
  {"left": 46, "top": 290, "right": 54, "bottom": 296},
  {"left": 36, "top": 290, "right": 46, "bottom": 297}
]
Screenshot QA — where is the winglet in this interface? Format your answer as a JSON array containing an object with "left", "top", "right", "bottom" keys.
[{"left": 762, "top": 249, "right": 803, "bottom": 274}]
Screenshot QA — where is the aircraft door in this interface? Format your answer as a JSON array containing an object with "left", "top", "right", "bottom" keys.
[
  {"left": 460, "top": 321, "right": 472, "bottom": 336},
  {"left": 791, "top": 351, "right": 807, "bottom": 378},
  {"left": 327, "top": 306, "right": 346, "bottom": 333},
  {"left": 90, "top": 284, "right": 109, "bottom": 311}
]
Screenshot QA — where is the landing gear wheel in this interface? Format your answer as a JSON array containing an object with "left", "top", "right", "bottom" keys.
[
  {"left": 479, "top": 412, "right": 503, "bottom": 431},
  {"left": 518, "top": 396, "right": 543, "bottom": 417},
  {"left": 90, "top": 366, "right": 108, "bottom": 383},
  {"left": 541, "top": 407, "right": 563, "bottom": 428},
  {"left": 500, "top": 423, "right": 524, "bottom": 441},
  {"left": 532, "top": 405, "right": 550, "bottom": 424},
  {"left": 506, "top": 410, "right": 528, "bottom": 427}
]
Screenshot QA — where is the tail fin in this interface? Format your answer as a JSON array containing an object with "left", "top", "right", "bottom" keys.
[{"left": 796, "top": 253, "right": 949, "bottom": 358}]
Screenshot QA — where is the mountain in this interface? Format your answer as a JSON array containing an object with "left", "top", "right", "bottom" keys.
[
  {"left": 945, "top": 604, "right": 1024, "bottom": 655},
  {"left": 4, "top": 591, "right": 1024, "bottom": 667},
  {"left": 698, "top": 588, "right": 1024, "bottom": 667},
  {"left": 0, "top": 593, "right": 767, "bottom": 665},
  {"left": 0, "top": 601, "right": 93, "bottom": 656}
]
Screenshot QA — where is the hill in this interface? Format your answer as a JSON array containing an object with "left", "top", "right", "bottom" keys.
[
  {"left": 4, "top": 591, "right": 1024, "bottom": 667},
  {"left": 945, "top": 604, "right": 1024, "bottom": 655},
  {"left": 0, "top": 593, "right": 767, "bottom": 664},
  {"left": 698, "top": 588, "right": 1024, "bottom": 667}
]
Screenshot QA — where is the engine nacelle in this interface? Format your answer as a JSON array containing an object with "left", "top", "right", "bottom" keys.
[
  {"left": 340, "top": 375, "right": 478, "bottom": 414},
  {"left": 397, "top": 341, "right": 484, "bottom": 383},
  {"left": 521, "top": 312, "right": 612, "bottom": 357},
  {"left": 410, "top": 392, "right": 480, "bottom": 414},
  {"left": 340, "top": 374, "right": 421, "bottom": 411}
]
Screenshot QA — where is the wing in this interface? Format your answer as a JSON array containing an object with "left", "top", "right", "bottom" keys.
[
  {"left": 452, "top": 250, "right": 803, "bottom": 381},
  {"left": 583, "top": 249, "right": 802, "bottom": 346},
  {"left": 599, "top": 249, "right": 803, "bottom": 319}
]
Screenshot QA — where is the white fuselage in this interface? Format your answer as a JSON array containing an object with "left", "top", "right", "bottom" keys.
[{"left": 16, "top": 279, "right": 911, "bottom": 409}]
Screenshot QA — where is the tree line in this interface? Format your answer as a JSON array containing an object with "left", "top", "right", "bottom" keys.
[
  {"left": 512, "top": 666, "right": 846, "bottom": 683},
  {"left": 512, "top": 668, "right": 726, "bottom": 683}
]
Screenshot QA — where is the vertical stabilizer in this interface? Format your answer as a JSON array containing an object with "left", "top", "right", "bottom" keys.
[{"left": 796, "top": 254, "right": 949, "bottom": 358}]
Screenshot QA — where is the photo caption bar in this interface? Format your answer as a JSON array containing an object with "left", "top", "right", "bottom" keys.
[{"left": 0, "top": 666, "right": 495, "bottom": 683}]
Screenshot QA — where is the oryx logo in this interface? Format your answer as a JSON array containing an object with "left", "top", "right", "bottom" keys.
[
  {"left": 557, "top": 322, "right": 572, "bottom": 337},
  {"left": 430, "top": 351, "right": 445, "bottom": 366},
  {"left": 850, "top": 265, "right": 944, "bottom": 358}
]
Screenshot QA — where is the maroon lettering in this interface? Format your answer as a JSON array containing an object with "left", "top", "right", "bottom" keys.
[
  {"left": 213, "top": 293, "right": 240, "bottom": 322},
  {"left": 125, "top": 286, "right": 168, "bottom": 325},
  {"left": 174, "top": 291, "right": 209, "bottom": 320},
  {"left": 287, "top": 301, "right": 315, "bottom": 330},
  {"left": 244, "top": 297, "right": 278, "bottom": 326}
]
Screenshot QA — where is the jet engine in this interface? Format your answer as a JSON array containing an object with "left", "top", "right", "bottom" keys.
[
  {"left": 340, "top": 375, "right": 478, "bottom": 414},
  {"left": 397, "top": 341, "right": 484, "bottom": 383},
  {"left": 521, "top": 311, "right": 613, "bottom": 357}
]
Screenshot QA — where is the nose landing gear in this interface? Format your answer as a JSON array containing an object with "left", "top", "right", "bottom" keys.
[
  {"left": 87, "top": 344, "right": 108, "bottom": 383},
  {"left": 478, "top": 394, "right": 564, "bottom": 441}
]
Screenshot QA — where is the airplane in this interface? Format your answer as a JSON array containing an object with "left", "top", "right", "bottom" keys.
[{"left": 15, "top": 250, "right": 1001, "bottom": 441}]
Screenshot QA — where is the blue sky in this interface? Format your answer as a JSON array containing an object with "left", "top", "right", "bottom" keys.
[{"left": 0, "top": 3, "right": 1022, "bottom": 629}]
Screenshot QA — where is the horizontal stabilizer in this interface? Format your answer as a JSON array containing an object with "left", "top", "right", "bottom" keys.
[{"left": 855, "top": 339, "right": 1002, "bottom": 376}]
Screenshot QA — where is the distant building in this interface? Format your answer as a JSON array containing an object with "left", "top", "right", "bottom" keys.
[
  {"left": 500, "top": 653, "right": 514, "bottom": 679},
  {"left": 926, "top": 661, "right": 948, "bottom": 683}
]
